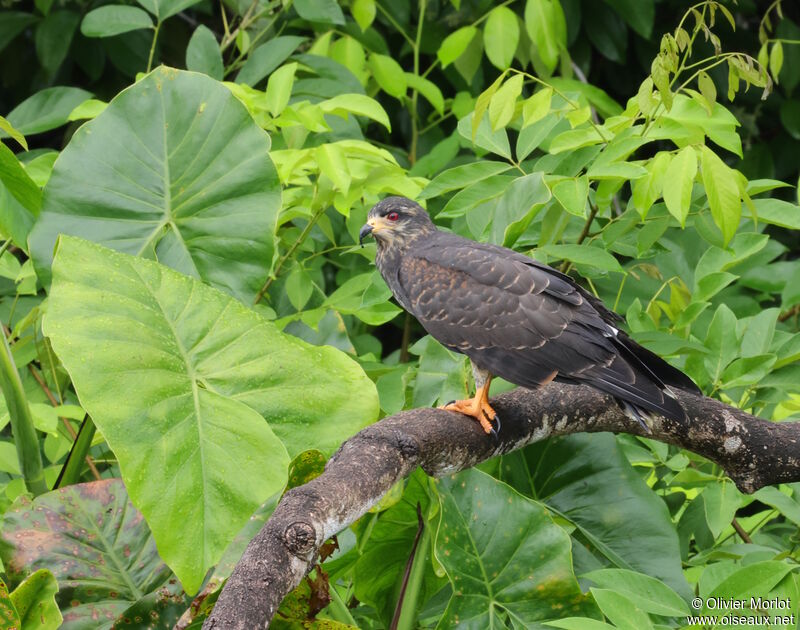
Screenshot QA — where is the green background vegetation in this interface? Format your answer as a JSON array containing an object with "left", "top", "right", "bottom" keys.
[{"left": 1, "top": 0, "right": 800, "bottom": 627}]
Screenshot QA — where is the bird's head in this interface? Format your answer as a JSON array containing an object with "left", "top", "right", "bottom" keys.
[{"left": 359, "top": 197, "right": 436, "bottom": 250}]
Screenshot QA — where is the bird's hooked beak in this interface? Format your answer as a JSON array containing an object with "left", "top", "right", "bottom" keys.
[
  {"left": 358, "top": 222, "right": 374, "bottom": 247},
  {"left": 359, "top": 217, "right": 388, "bottom": 246}
]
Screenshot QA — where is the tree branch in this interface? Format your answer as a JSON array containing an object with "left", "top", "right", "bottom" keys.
[{"left": 203, "top": 382, "right": 800, "bottom": 628}]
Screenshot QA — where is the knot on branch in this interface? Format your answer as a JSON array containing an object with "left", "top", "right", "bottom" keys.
[
  {"left": 395, "top": 431, "right": 421, "bottom": 460},
  {"left": 283, "top": 521, "right": 316, "bottom": 555}
]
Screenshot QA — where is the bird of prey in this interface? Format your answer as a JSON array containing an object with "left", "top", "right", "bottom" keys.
[{"left": 359, "top": 196, "right": 700, "bottom": 435}]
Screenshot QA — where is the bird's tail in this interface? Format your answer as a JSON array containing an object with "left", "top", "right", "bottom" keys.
[
  {"left": 580, "top": 333, "right": 699, "bottom": 425},
  {"left": 615, "top": 332, "right": 701, "bottom": 395},
  {"left": 620, "top": 400, "right": 655, "bottom": 433}
]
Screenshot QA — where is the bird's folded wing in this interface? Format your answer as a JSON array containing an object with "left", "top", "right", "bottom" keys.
[
  {"left": 397, "top": 241, "right": 689, "bottom": 420},
  {"left": 397, "top": 243, "right": 621, "bottom": 388}
]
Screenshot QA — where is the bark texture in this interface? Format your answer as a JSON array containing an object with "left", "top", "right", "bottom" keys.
[{"left": 203, "top": 382, "right": 800, "bottom": 629}]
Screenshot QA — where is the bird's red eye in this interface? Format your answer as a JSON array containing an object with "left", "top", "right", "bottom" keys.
[{"left": 387, "top": 211, "right": 399, "bottom": 221}]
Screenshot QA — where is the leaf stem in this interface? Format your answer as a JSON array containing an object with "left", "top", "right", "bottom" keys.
[
  {"left": 560, "top": 201, "right": 600, "bottom": 273},
  {"left": 675, "top": 54, "right": 758, "bottom": 96},
  {"left": 220, "top": 0, "right": 231, "bottom": 40},
  {"left": 419, "top": 0, "right": 515, "bottom": 81},
  {"left": 570, "top": 61, "right": 599, "bottom": 124},
  {"left": 673, "top": 1, "right": 712, "bottom": 41},
  {"left": 400, "top": 313, "right": 412, "bottom": 363},
  {"left": 670, "top": 3, "right": 708, "bottom": 88},
  {"left": 0, "top": 329, "right": 47, "bottom": 495},
  {"left": 418, "top": 110, "right": 454, "bottom": 136},
  {"left": 576, "top": 202, "right": 599, "bottom": 245},
  {"left": 644, "top": 275, "right": 680, "bottom": 316},
  {"left": 516, "top": 70, "right": 610, "bottom": 142},
  {"left": 255, "top": 203, "right": 325, "bottom": 304},
  {"left": 390, "top": 503, "right": 428, "bottom": 630},
  {"left": 224, "top": 7, "right": 283, "bottom": 77},
  {"left": 327, "top": 583, "right": 358, "bottom": 626},
  {"left": 300, "top": 244, "right": 353, "bottom": 264},
  {"left": 409, "top": 0, "right": 427, "bottom": 165},
  {"left": 376, "top": 2, "right": 415, "bottom": 48},
  {"left": 0, "top": 239, "right": 12, "bottom": 258},
  {"left": 612, "top": 273, "right": 628, "bottom": 313},
  {"left": 28, "top": 364, "right": 102, "bottom": 480},
  {"left": 641, "top": 4, "right": 709, "bottom": 134},
  {"left": 54, "top": 416, "right": 98, "bottom": 488},
  {"left": 758, "top": 0, "right": 783, "bottom": 40},
  {"left": 731, "top": 517, "right": 753, "bottom": 543},
  {"left": 146, "top": 21, "right": 161, "bottom": 73},
  {"left": 716, "top": 509, "right": 776, "bottom": 546},
  {"left": 220, "top": 0, "right": 259, "bottom": 52},
  {"left": 778, "top": 304, "right": 800, "bottom": 323}
]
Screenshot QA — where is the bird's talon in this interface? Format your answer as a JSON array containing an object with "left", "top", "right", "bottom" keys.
[
  {"left": 481, "top": 408, "right": 501, "bottom": 436},
  {"left": 437, "top": 391, "right": 497, "bottom": 436}
]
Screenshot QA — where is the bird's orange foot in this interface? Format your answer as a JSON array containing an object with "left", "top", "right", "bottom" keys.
[{"left": 440, "top": 397, "right": 500, "bottom": 435}]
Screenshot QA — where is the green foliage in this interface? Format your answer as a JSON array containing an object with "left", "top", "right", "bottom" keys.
[
  {"left": 0, "top": 577, "right": 20, "bottom": 630},
  {"left": 498, "top": 434, "right": 690, "bottom": 598},
  {"left": 5, "top": 88, "right": 92, "bottom": 137},
  {"left": 81, "top": 6, "right": 155, "bottom": 38},
  {"left": 435, "top": 468, "right": 597, "bottom": 627},
  {"left": 582, "top": 569, "right": 689, "bottom": 617},
  {"left": 0, "top": 479, "right": 180, "bottom": 628},
  {"left": 29, "top": 67, "right": 281, "bottom": 303},
  {"left": 6, "top": 570, "right": 61, "bottom": 630},
  {"left": 0, "top": 322, "right": 45, "bottom": 496},
  {"left": 44, "top": 235, "right": 375, "bottom": 592},
  {"left": 352, "top": 470, "right": 444, "bottom": 625},
  {"left": 1, "top": 0, "right": 800, "bottom": 627}
]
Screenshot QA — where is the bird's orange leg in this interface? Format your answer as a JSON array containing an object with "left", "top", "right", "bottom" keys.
[{"left": 440, "top": 376, "right": 497, "bottom": 434}]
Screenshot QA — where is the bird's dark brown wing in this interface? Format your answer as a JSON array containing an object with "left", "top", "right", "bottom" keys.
[{"left": 397, "top": 232, "right": 694, "bottom": 420}]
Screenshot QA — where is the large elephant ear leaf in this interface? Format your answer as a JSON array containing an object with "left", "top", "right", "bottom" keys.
[
  {"left": 29, "top": 66, "right": 280, "bottom": 304},
  {"left": 435, "top": 468, "right": 598, "bottom": 628},
  {"left": 42, "top": 236, "right": 379, "bottom": 593},
  {"left": 503, "top": 434, "right": 692, "bottom": 599}
]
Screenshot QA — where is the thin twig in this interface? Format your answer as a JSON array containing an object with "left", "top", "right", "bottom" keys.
[
  {"left": 223, "top": 9, "right": 283, "bottom": 77},
  {"left": 560, "top": 202, "right": 600, "bottom": 273},
  {"left": 376, "top": 2, "right": 415, "bottom": 48},
  {"left": 576, "top": 202, "right": 600, "bottom": 245},
  {"left": 220, "top": 0, "right": 230, "bottom": 40},
  {"left": 408, "top": 0, "right": 427, "bottom": 165},
  {"left": 778, "top": 304, "right": 800, "bottom": 323},
  {"left": 27, "top": 366, "right": 74, "bottom": 438},
  {"left": 255, "top": 203, "right": 324, "bottom": 304},
  {"left": 399, "top": 313, "right": 412, "bottom": 363},
  {"left": 28, "top": 364, "right": 102, "bottom": 481},
  {"left": 220, "top": 0, "right": 259, "bottom": 52},
  {"left": 731, "top": 517, "right": 753, "bottom": 544}
]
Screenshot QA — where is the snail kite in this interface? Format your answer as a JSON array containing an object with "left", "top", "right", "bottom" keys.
[{"left": 359, "top": 196, "right": 700, "bottom": 435}]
